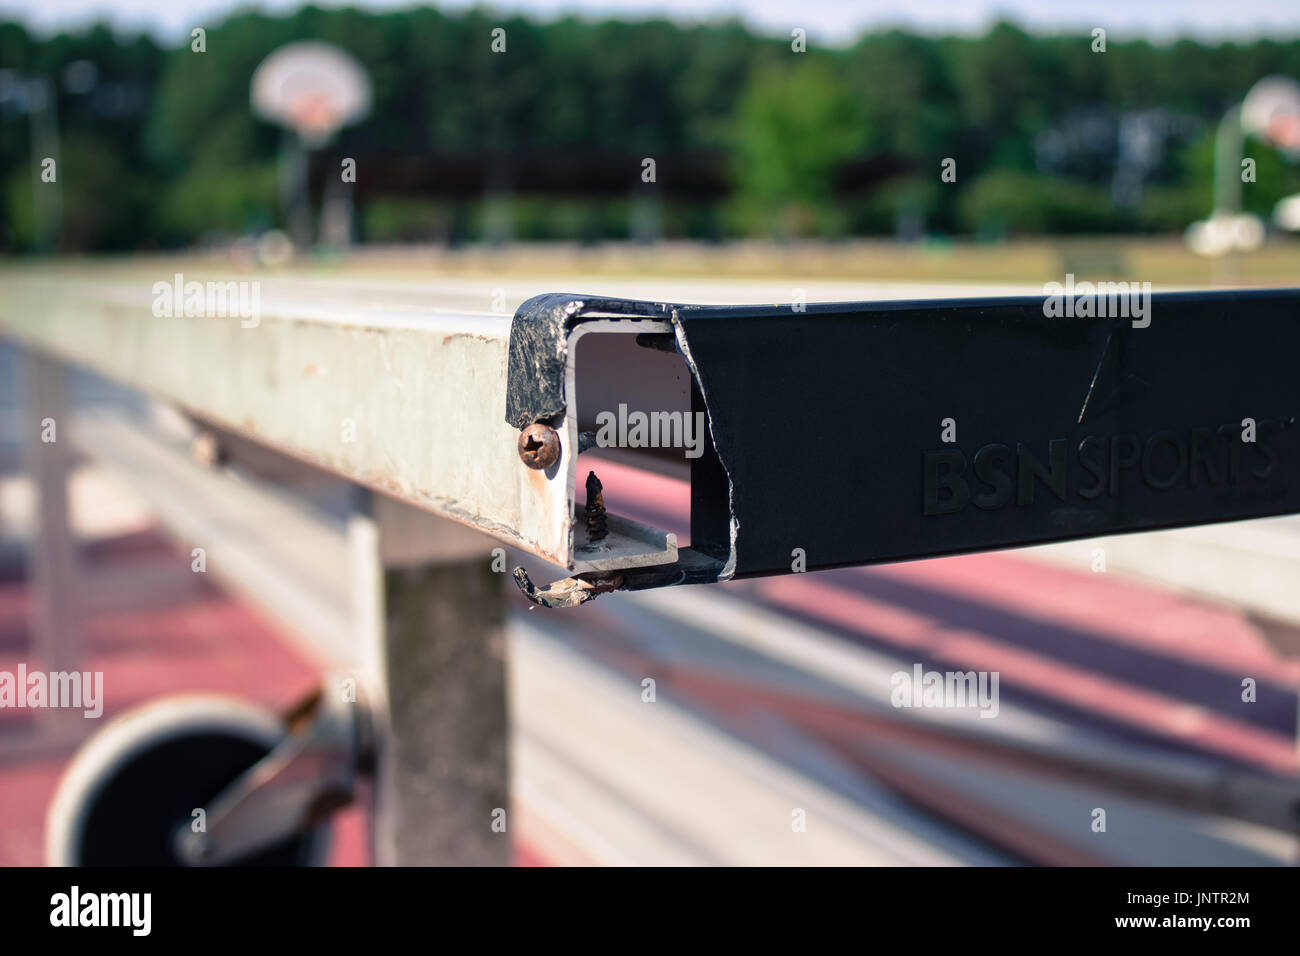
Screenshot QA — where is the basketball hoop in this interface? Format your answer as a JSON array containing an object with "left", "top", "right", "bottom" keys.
[
  {"left": 251, "top": 42, "right": 371, "bottom": 146},
  {"left": 1241, "top": 75, "right": 1300, "bottom": 156}
]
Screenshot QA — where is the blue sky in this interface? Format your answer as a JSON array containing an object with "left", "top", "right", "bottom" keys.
[{"left": 4, "top": 0, "right": 1299, "bottom": 44}]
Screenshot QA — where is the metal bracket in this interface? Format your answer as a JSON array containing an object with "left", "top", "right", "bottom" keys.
[
  {"left": 173, "top": 683, "right": 371, "bottom": 866},
  {"left": 506, "top": 293, "right": 695, "bottom": 603}
]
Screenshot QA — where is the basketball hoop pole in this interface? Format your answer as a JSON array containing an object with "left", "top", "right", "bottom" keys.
[
  {"left": 277, "top": 127, "right": 313, "bottom": 250},
  {"left": 252, "top": 41, "right": 372, "bottom": 253}
]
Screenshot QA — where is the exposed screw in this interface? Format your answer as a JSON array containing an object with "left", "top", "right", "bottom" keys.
[
  {"left": 585, "top": 471, "right": 608, "bottom": 542},
  {"left": 518, "top": 423, "right": 559, "bottom": 469}
]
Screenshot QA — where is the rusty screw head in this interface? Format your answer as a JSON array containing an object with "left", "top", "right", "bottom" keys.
[{"left": 518, "top": 423, "right": 560, "bottom": 470}]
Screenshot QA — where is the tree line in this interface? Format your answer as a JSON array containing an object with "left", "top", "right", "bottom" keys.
[{"left": 2, "top": 6, "right": 1299, "bottom": 250}]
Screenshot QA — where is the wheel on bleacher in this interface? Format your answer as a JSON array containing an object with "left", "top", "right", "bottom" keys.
[{"left": 46, "top": 695, "right": 331, "bottom": 866}]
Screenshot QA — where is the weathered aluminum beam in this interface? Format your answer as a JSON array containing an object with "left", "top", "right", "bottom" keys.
[
  {"left": 8, "top": 269, "right": 1300, "bottom": 608},
  {"left": 0, "top": 269, "right": 674, "bottom": 576}
]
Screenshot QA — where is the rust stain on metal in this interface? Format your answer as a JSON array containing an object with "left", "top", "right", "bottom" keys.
[
  {"left": 359, "top": 468, "right": 413, "bottom": 501},
  {"left": 441, "top": 332, "right": 496, "bottom": 346},
  {"left": 584, "top": 470, "right": 607, "bottom": 541},
  {"left": 524, "top": 464, "right": 551, "bottom": 497}
]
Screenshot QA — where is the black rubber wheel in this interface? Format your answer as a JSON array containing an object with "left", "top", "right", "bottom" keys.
[{"left": 47, "top": 696, "right": 330, "bottom": 866}]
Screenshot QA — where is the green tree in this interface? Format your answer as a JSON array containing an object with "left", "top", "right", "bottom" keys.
[{"left": 732, "top": 55, "right": 868, "bottom": 236}]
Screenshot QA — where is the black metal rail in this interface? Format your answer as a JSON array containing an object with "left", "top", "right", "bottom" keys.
[{"left": 507, "top": 288, "right": 1300, "bottom": 596}]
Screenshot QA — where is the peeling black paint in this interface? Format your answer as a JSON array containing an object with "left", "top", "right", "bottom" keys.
[{"left": 504, "top": 292, "right": 677, "bottom": 430}]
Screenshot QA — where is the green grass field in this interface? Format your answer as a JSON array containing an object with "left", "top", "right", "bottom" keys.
[
  {"left": 6, "top": 236, "right": 1298, "bottom": 289},
  {"left": 315, "top": 237, "right": 1300, "bottom": 288}
]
